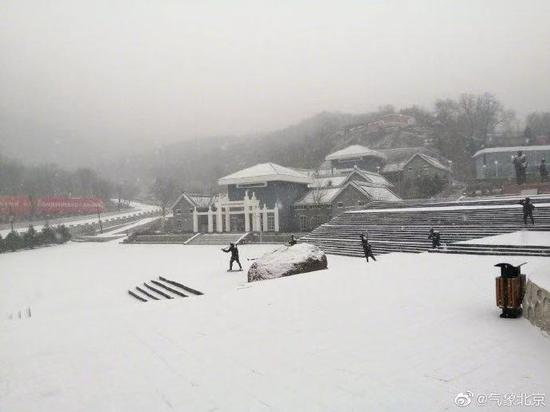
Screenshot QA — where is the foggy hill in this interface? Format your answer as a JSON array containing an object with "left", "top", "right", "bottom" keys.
[
  {"left": 134, "top": 110, "right": 438, "bottom": 193},
  {"left": 0, "top": 109, "right": 444, "bottom": 194}
]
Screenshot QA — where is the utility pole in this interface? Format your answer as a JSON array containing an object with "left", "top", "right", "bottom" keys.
[{"left": 97, "top": 206, "right": 103, "bottom": 234}]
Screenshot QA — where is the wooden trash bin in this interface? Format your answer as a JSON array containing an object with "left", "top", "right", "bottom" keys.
[{"left": 495, "top": 263, "right": 526, "bottom": 318}]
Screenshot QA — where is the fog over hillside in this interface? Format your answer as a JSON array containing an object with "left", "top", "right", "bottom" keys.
[{"left": 2, "top": 1, "right": 550, "bottom": 155}]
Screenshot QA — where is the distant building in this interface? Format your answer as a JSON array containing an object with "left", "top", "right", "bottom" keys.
[
  {"left": 367, "top": 114, "right": 416, "bottom": 132},
  {"left": 325, "top": 145, "right": 387, "bottom": 174},
  {"left": 172, "top": 161, "right": 401, "bottom": 233},
  {"left": 323, "top": 145, "right": 451, "bottom": 193},
  {"left": 292, "top": 167, "right": 399, "bottom": 231},
  {"left": 382, "top": 153, "right": 451, "bottom": 189},
  {"left": 472, "top": 145, "right": 550, "bottom": 180},
  {"left": 218, "top": 163, "right": 311, "bottom": 232}
]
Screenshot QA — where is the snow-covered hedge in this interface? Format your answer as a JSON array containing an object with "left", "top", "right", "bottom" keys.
[{"left": 247, "top": 243, "right": 327, "bottom": 282}]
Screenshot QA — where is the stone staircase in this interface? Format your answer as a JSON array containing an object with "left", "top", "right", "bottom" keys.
[
  {"left": 187, "top": 232, "right": 249, "bottom": 245},
  {"left": 300, "top": 195, "right": 550, "bottom": 257},
  {"left": 128, "top": 276, "right": 203, "bottom": 302}
]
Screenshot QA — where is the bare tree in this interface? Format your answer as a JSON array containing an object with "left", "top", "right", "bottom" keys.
[{"left": 152, "top": 177, "right": 177, "bottom": 217}]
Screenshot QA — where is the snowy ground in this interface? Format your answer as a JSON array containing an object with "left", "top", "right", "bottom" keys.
[
  {"left": 458, "top": 231, "right": 550, "bottom": 247},
  {"left": 0, "top": 201, "right": 160, "bottom": 237},
  {"left": 1, "top": 241, "right": 549, "bottom": 411}
]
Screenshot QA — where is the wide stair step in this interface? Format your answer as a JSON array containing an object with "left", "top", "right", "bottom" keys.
[{"left": 300, "top": 194, "right": 550, "bottom": 258}]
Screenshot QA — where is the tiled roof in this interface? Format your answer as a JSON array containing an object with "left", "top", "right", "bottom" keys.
[
  {"left": 218, "top": 163, "right": 312, "bottom": 185},
  {"left": 473, "top": 145, "right": 550, "bottom": 158},
  {"left": 325, "top": 145, "right": 387, "bottom": 161}
]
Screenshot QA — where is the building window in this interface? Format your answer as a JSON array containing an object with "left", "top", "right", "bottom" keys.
[
  {"left": 357, "top": 200, "right": 364, "bottom": 206},
  {"left": 175, "top": 209, "right": 182, "bottom": 215},
  {"left": 299, "top": 215, "right": 308, "bottom": 231},
  {"left": 267, "top": 214, "right": 275, "bottom": 231},
  {"left": 337, "top": 202, "right": 344, "bottom": 208}
]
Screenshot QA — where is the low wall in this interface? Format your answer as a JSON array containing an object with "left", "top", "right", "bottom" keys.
[
  {"left": 244, "top": 232, "right": 310, "bottom": 244},
  {"left": 126, "top": 233, "right": 194, "bottom": 243},
  {"left": 523, "top": 279, "right": 550, "bottom": 334},
  {"left": 68, "top": 210, "right": 160, "bottom": 236}
]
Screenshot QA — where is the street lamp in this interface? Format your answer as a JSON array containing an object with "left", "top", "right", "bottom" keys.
[{"left": 96, "top": 206, "right": 103, "bottom": 234}]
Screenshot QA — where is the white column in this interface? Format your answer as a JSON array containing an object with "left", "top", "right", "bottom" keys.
[
  {"left": 253, "top": 207, "right": 261, "bottom": 232},
  {"left": 192, "top": 207, "right": 198, "bottom": 233},
  {"left": 225, "top": 206, "right": 231, "bottom": 232},
  {"left": 262, "top": 204, "right": 268, "bottom": 232},
  {"left": 243, "top": 193, "right": 250, "bottom": 232},
  {"left": 207, "top": 206, "right": 214, "bottom": 233},
  {"left": 274, "top": 204, "right": 280, "bottom": 232},
  {"left": 216, "top": 199, "right": 223, "bottom": 232}
]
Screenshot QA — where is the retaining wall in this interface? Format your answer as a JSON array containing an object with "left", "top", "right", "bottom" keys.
[{"left": 523, "top": 279, "right": 550, "bottom": 334}]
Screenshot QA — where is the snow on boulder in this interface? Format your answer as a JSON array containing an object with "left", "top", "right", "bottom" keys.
[{"left": 247, "top": 243, "right": 328, "bottom": 282}]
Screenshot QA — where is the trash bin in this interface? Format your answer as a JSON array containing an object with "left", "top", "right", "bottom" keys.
[{"left": 495, "top": 262, "right": 527, "bottom": 318}]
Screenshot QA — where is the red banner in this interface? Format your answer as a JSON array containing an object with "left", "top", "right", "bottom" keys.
[
  {"left": 0, "top": 196, "right": 105, "bottom": 217},
  {"left": 0, "top": 196, "right": 31, "bottom": 217}
]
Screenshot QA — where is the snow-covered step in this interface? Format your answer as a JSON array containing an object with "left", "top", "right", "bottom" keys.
[{"left": 129, "top": 278, "right": 204, "bottom": 302}]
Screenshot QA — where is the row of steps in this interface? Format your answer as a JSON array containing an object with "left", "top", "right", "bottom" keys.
[
  {"left": 128, "top": 276, "right": 203, "bottom": 302},
  {"left": 301, "top": 195, "right": 550, "bottom": 257},
  {"left": 365, "top": 194, "right": 550, "bottom": 209},
  {"left": 187, "top": 232, "right": 248, "bottom": 245},
  {"left": 428, "top": 243, "right": 550, "bottom": 257}
]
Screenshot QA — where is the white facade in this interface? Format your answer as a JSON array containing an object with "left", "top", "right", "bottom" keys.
[{"left": 192, "top": 191, "right": 279, "bottom": 233}]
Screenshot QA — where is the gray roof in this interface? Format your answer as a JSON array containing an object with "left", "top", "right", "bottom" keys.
[
  {"left": 171, "top": 192, "right": 217, "bottom": 210},
  {"left": 325, "top": 145, "right": 387, "bottom": 161},
  {"left": 473, "top": 145, "right": 550, "bottom": 158},
  {"left": 218, "top": 162, "right": 312, "bottom": 185},
  {"left": 382, "top": 153, "right": 450, "bottom": 173}
]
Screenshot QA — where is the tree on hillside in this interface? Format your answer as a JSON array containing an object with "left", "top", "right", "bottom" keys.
[
  {"left": 526, "top": 112, "right": 550, "bottom": 142},
  {"left": 433, "top": 93, "right": 515, "bottom": 178},
  {"left": 152, "top": 177, "right": 177, "bottom": 217}
]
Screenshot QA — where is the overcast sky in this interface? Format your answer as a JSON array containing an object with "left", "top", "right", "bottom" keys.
[{"left": 1, "top": 0, "right": 549, "bottom": 145}]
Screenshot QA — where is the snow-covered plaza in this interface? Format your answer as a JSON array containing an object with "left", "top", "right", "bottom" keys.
[{"left": 1, "top": 239, "right": 549, "bottom": 411}]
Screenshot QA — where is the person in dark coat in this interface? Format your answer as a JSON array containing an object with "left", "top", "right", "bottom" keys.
[
  {"left": 288, "top": 234, "right": 297, "bottom": 246},
  {"left": 540, "top": 159, "right": 548, "bottom": 183},
  {"left": 519, "top": 197, "right": 535, "bottom": 225},
  {"left": 221, "top": 242, "right": 242, "bottom": 271},
  {"left": 513, "top": 151, "right": 528, "bottom": 185},
  {"left": 428, "top": 228, "right": 441, "bottom": 248},
  {"left": 359, "top": 233, "right": 376, "bottom": 262}
]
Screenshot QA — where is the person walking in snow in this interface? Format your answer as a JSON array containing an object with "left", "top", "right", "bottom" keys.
[
  {"left": 288, "top": 234, "right": 297, "bottom": 246},
  {"left": 360, "top": 233, "right": 376, "bottom": 262},
  {"left": 221, "top": 242, "right": 242, "bottom": 271},
  {"left": 428, "top": 228, "right": 441, "bottom": 249},
  {"left": 519, "top": 197, "right": 535, "bottom": 225}
]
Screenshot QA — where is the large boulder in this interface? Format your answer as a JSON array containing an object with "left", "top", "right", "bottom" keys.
[{"left": 247, "top": 243, "right": 328, "bottom": 282}]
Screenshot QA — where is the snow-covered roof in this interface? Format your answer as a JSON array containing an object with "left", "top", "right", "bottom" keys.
[
  {"left": 382, "top": 153, "right": 450, "bottom": 173},
  {"left": 295, "top": 180, "right": 400, "bottom": 206},
  {"left": 294, "top": 187, "right": 343, "bottom": 206},
  {"left": 171, "top": 192, "right": 217, "bottom": 210},
  {"left": 473, "top": 145, "right": 550, "bottom": 158},
  {"left": 325, "top": 145, "right": 387, "bottom": 161},
  {"left": 218, "top": 163, "right": 312, "bottom": 186},
  {"left": 409, "top": 153, "right": 450, "bottom": 172},
  {"left": 308, "top": 176, "right": 348, "bottom": 188},
  {"left": 353, "top": 169, "right": 393, "bottom": 186},
  {"left": 354, "top": 183, "right": 401, "bottom": 202},
  {"left": 309, "top": 168, "right": 393, "bottom": 189}
]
